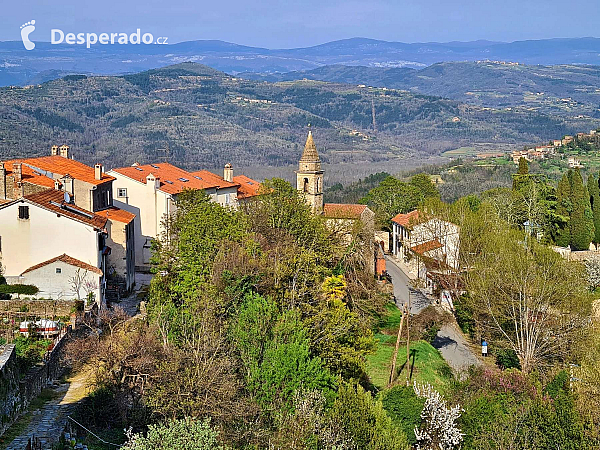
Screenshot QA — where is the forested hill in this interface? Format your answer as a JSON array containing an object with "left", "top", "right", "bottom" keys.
[
  {"left": 0, "top": 62, "right": 596, "bottom": 172},
  {"left": 243, "top": 62, "right": 600, "bottom": 117}
]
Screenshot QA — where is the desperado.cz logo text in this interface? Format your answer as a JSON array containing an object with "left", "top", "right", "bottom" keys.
[{"left": 52, "top": 28, "right": 168, "bottom": 48}]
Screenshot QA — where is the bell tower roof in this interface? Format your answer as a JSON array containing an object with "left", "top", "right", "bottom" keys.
[{"left": 300, "top": 131, "right": 320, "bottom": 162}]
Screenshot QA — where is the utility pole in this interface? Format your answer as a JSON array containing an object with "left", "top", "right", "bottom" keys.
[
  {"left": 406, "top": 289, "right": 411, "bottom": 384},
  {"left": 371, "top": 97, "right": 377, "bottom": 133},
  {"left": 388, "top": 304, "right": 406, "bottom": 386}
]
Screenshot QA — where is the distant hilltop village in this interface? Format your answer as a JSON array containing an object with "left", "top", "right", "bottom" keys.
[{"left": 510, "top": 129, "right": 599, "bottom": 167}]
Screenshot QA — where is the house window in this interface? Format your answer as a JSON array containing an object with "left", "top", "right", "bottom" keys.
[
  {"left": 225, "top": 193, "right": 230, "bottom": 205},
  {"left": 56, "top": 268, "right": 61, "bottom": 274},
  {"left": 18, "top": 205, "right": 29, "bottom": 220},
  {"left": 118, "top": 188, "right": 127, "bottom": 198},
  {"left": 303, "top": 178, "right": 309, "bottom": 193}
]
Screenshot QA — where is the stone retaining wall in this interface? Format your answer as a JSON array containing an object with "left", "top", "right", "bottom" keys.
[
  {"left": 0, "top": 299, "right": 78, "bottom": 318},
  {"left": 0, "top": 329, "right": 70, "bottom": 437}
]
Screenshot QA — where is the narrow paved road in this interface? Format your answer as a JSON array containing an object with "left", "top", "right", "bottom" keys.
[
  {"left": 384, "top": 255, "right": 430, "bottom": 313},
  {"left": 384, "top": 255, "right": 481, "bottom": 375}
]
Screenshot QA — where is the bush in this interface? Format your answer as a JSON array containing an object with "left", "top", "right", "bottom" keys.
[
  {"left": 0, "top": 284, "right": 39, "bottom": 297},
  {"left": 495, "top": 348, "right": 521, "bottom": 370},
  {"left": 122, "top": 418, "right": 227, "bottom": 450},
  {"left": 381, "top": 386, "right": 425, "bottom": 444},
  {"left": 328, "top": 383, "right": 409, "bottom": 449},
  {"left": 14, "top": 335, "right": 51, "bottom": 372},
  {"left": 453, "top": 294, "right": 475, "bottom": 336}
]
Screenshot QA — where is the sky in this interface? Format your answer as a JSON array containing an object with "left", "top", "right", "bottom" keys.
[{"left": 1, "top": 0, "right": 597, "bottom": 48}]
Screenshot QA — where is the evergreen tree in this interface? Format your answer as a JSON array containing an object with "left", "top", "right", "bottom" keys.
[
  {"left": 587, "top": 172, "right": 600, "bottom": 245},
  {"left": 518, "top": 157, "right": 529, "bottom": 175},
  {"left": 569, "top": 169, "right": 595, "bottom": 251},
  {"left": 554, "top": 171, "right": 572, "bottom": 247}
]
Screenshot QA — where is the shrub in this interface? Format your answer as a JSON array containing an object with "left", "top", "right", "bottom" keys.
[
  {"left": 381, "top": 385, "right": 425, "bottom": 444},
  {"left": 0, "top": 284, "right": 39, "bottom": 298},
  {"left": 495, "top": 348, "right": 521, "bottom": 370},
  {"left": 328, "top": 383, "right": 409, "bottom": 450},
  {"left": 122, "top": 417, "right": 227, "bottom": 450}
]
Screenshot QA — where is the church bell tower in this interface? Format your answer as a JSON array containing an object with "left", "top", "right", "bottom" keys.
[{"left": 296, "top": 130, "right": 324, "bottom": 213}]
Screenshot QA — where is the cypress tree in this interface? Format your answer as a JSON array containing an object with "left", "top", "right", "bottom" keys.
[
  {"left": 518, "top": 157, "right": 529, "bottom": 175},
  {"left": 554, "top": 171, "right": 572, "bottom": 247},
  {"left": 569, "top": 169, "right": 595, "bottom": 251},
  {"left": 587, "top": 172, "right": 600, "bottom": 245}
]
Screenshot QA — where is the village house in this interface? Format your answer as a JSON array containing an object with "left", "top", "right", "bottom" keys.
[
  {"left": 108, "top": 162, "right": 260, "bottom": 269},
  {"left": 391, "top": 210, "right": 460, "bottom": 279},
  {"left": 0, "top": 190, "right": 107, "bottom": 305},
  {"left": 0, "top": 146, "right": 135, "bottom": 293}
]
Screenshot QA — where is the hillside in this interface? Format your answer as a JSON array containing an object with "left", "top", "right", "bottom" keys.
[
  {"left": 244, "top": 62, "right": 600, "bottom": 117},
  {"left": 0, "top": 62, "right": 596, "bottom": 179},
  {"left": 2, "top": 37, "right": 600, "bottom": 87}
]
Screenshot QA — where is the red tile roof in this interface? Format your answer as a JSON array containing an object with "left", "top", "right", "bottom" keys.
[
  {"left": 96, "top": 207, "right": 136, "bottom": 224},
  {"left": 392, "top": 210, "right": 425, "bottom": 227},
  {"left": 323, "top": 203, "right": 368, "bottom": 219},
  {"left": 411, "top": 239, "right": 443, "bottom": 255},
  {"left": 190, "top": 170, "right": 240, "bottom": 189},
  {"left": 19, "top": 156, "right": 114, "bottom": 186},
  {"left": 111, "top": 163, "right": 238, "bottom": 195},
  {"left": 2, "top": 161, "right": 55, "bottom": 188},
  {"left": 233, "top": 175, "right": 261, "bottom": 199},
  {"left": 21, "top": 254, "right": 103, "bottom": 276},
  {"left": 23, "top": 189, "right": 108, "bottom": 229}
]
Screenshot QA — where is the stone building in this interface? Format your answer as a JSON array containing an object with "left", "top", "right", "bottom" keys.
[{"left": 296, "top": 131, "right": 324, "bottom": 213}]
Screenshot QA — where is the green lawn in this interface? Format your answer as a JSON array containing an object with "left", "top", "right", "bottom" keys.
[{"left": 367, "top": 303, "right": 454, "bottom": 393}]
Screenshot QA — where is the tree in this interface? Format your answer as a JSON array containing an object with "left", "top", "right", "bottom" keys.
[
  {"left": 467, "top": 226, "right": 591, "bottom": 372},
  {"left": 569, "top": 169, "right": 594, "bottom": 251},
  {"left": 361, "top": 176, "right": 423, "bottom": 230},
  {"left": 413, "top": 383, "right": 463, "bottom": 450},
  {"left": 587, "top": 172, "right": 600, "bottom": 245},
  {"left": 518, "top": 157, "right": 529, "bottom": 175},
  {"left": 554, "top": 171, "right": 572, "bottom": 247},
  {"left": 410, "top": 173, "right": 441, "bottom": 200}
]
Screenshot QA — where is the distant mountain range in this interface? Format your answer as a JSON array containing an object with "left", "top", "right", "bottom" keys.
[
  {"left": 0, "top": 63, "right": 596, "bottom": 181},
  {"left": 243, "top": 62, "right": 600, "bottom": 118},
  {"left": 1, "top": 37, "right": 600, "bottom": 86}
]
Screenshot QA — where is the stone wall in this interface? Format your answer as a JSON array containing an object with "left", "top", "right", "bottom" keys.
[
  {"left": 0, "top": 299, "right": 78, "bottom": 318},
  {"left": 0, "top": 329, "right": 70, "bottom": 437}
]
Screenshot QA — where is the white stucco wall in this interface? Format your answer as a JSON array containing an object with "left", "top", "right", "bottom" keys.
[
  {"left": 0, "top": 201, "right": 101, "bottom": 277},
  {"left": 14, "top": 260, "right": 102, "bottom": 302}
]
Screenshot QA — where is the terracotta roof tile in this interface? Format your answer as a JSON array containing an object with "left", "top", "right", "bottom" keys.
[
  {"left": 392, "top": 210, "right": 425, "bottom": 227},
  {"left": 24, "top": 189, "right": 108, "bottom": 229},
  {"left": 111, "top": 163, "right": 238, "bottom": 195},
  {"left": 411, "top": 239, "right": 443, "bottom": 255},
  {"left": 233, "top": 175, "right": 261, "bottom": 199},
  {"left": 96, "top": 207, "right": 135, "bottom": 224},
  {"left": 323, "top": 203, "right": 368, "bottom": 219},
  {"left": 21, "top": 254, "right": 103, "bottom": 276},
  {"left": 19, "top": 156, "right": 114, "bottom": 186},
  {"left": 1, "top": 161, "right": 55, "bottom": 188}
]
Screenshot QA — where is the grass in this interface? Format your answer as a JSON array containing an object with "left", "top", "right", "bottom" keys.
[
  {"left": 441, "top": 146, "right": 477, "bottom": 157},
  {"left": 367, "top": 303, "right": 454, "bottom": 393},
  {"left": 0, "top": 388, "right": 61, "bottom": 449}
]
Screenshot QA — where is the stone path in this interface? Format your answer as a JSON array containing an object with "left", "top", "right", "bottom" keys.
[{"left": 4, "top": 370, "right": 89, "bottom": 450}]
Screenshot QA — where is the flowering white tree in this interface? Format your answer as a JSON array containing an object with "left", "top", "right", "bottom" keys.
[
  {"left": 584, "top": 255, "right": 600, "bottom": 291},
  {"left": 413, "top": 383, "right": 463, "bottom": 450}
]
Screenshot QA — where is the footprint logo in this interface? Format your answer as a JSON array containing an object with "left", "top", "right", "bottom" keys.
[{"left": 20, "top": 20, "right": 36, "bottom": 51}]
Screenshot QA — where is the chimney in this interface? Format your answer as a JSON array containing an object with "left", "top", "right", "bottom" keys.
[
  {"left": 146, "top": 173, "right": 160, "bottom": 190},
  {"left": 0, "top": 163, "right": 5, "bottom": 200},
  {"left": 13, "top": 163, "right": 22, "bottom": 182},
  {"left": 224, "top": 163, "right": 233, "bottom": 182},
  {"left": 59, "top": 145, "right": 70, "bottom": 159},
  {"left": 94, "top": 164, "right": 103, "bottom": 181},
  {"left": 51, "top": 145, "right": 59, "bottom": 156}
]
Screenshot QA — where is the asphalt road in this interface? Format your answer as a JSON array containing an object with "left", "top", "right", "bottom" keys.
[
  {"left": 384, "top": 255, "right": 481, "bottom": 375},
  {"left": 384, "top": 255, "right": 430, "bottom": 313}
]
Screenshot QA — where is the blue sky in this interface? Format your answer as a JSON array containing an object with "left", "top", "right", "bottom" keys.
[{"left": 2, "top": 0, "right": 597, "bottom": 48}]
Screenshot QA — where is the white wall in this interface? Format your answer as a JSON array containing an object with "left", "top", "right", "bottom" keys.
[
  {"left": 16, "top": 260, "right": 102, "bottom": 303},
  {"left": 0, "top": 201, "right": 101, "bottom": 277}
]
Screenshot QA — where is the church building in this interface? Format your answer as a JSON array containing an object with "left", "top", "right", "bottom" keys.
[{"left": 296, "top": 130, "right": 380, "bottom": 275}]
